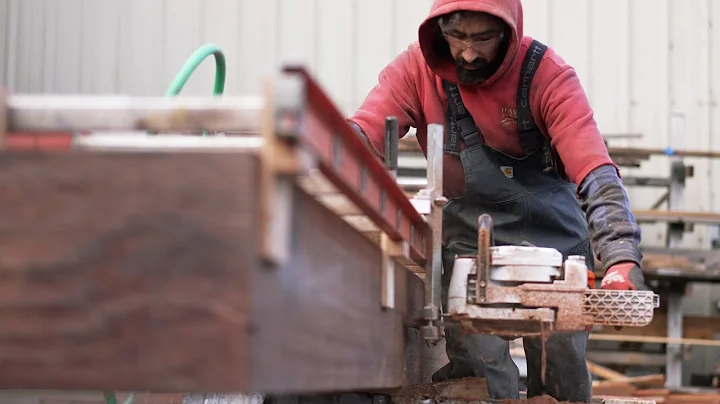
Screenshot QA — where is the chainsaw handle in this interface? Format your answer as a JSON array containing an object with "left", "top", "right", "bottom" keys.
[{"left": 384, "top": 116, "right": 399, "bottom": 175}]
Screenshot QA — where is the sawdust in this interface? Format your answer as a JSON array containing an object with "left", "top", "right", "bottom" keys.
[{"left": 392, "top": 377, "right": 489, "bottom": 402}]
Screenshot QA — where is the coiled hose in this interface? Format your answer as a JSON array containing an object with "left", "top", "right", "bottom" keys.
[{"left": 103, "top": 43, "right": 227, "bottom": 404}]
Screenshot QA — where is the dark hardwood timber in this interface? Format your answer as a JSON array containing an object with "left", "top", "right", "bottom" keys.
[
  {"left": 0, "top": 151, "right": 429, "bottom": 394},
  {"left": 0, "top": 152, "right": 256, "bottom": 392}
]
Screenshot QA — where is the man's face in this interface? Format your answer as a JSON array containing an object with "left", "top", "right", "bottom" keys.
[{"left": 441, "top": 14, "right": 505, "bottom": 84}]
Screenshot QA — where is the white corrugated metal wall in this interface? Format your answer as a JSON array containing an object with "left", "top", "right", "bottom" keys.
[
  {"left": 4, "top": 0, "right": 718, "bottom": 248},
  {"left": 2, "top": 0, "right": 720, "bottom": 379}
]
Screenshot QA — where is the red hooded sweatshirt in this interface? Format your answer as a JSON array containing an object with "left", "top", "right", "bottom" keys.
[{"left": 348, "top": 0, "right": 616, "bottom": 198}]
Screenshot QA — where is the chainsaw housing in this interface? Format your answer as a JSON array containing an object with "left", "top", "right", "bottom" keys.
[{"left": 445, "top": 216, "right": 659, "bottom": 338}]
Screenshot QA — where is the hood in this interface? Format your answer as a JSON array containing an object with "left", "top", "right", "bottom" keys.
[{"left": 419, "top": 0, "right": 523, "bottom": 87}]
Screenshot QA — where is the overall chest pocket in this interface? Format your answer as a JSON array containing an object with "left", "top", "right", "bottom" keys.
[
  {"left": 459, "top": 144, "right": 527, "bottom": 203},
  {"left": 442, "top": 195, "right": 530, "bottom": 253}
]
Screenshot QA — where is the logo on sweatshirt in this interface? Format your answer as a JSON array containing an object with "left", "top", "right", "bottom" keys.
[{"left": 501, "top": 108, "right": 517, "bottom": 127}]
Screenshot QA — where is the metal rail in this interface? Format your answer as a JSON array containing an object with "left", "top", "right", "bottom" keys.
[{"left": 281, "top": 66, "right": 431, "bottom": 267}]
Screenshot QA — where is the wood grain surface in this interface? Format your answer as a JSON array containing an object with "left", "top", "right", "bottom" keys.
[
  {"left": 251, "top": 185, "right": 427, "bottom": 393},
  {"left": 0, "top": 152, "right": 257, "bottom": 392},
  {"left": 0, "top": 151, "right": 430, "bottom": 394}
]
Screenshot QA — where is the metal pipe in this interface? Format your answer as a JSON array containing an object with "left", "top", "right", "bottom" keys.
[
  {"left": 7, "top": 95, "right": 264, "bottom": 133},
  {"left": 425, "top": 123, "right": 444, "bottom": 321}
]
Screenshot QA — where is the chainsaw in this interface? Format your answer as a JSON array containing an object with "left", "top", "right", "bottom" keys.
[
  {"left": 402, "top": 122, "right": 659, "bottom": 341},
  {"left": 443, "top": 214, "right": 659, "bottom": 337}
]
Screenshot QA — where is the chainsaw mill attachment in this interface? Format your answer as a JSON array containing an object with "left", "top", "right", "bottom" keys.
[{"left": 445, "top": 214, "right": 660, "bottom": 337}]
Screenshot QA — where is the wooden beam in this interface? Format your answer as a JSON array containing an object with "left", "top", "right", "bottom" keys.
[
  {"left": 0, "top": 152, "right": 256, "bottom": 392},
  {"left": 594, "top": 313, "right": 720, "bottom": 340},
  {"left": 398, "top": 136, "right": 720, "bottom": 160},
  {"left": 250, "top": 183, "right": 427, "bottom": 394},
  {"left": 586, "top": 351, "right": 667, "bottom": 367},
  {"left": 593, "top": 249, "right": 720, "bottom": 281},
  {"left": 590, "top": 334, "right": 720, "bottom": 347},
  {"left": 587, "top": 361, "right": 629, "bottom": 381},
  {"left": 0, "top": 152, "right": 428, "bottom": 394},
  {"left": 634, "top": 209, "right": 720, "bottom": 225}
]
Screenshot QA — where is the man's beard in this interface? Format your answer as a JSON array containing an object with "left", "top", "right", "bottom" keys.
[{"left": 455, "top": 56, "right": 492, "bottom": 85}]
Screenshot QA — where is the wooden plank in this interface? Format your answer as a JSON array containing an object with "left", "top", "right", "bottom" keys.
[
  {"left": 634, "top": 210, "right": 720, "bottom": 225},
  {"left": 590, "top": 334, "right": 720, "bottom": 347},
  {"left": 0, "top": 152, "right": 430, "bottom": 394},
  {"left": 593, "top": 375, "right": 665, "bottom": 389},
  {"left": 665, "top": 394, "right": 720, "bottom": 403},
  {"left": 594, "top": 313, "right": 720, "bottom": 340},
  {"left": 0, "top": 152, "right": 256, "bottom": 392},
  {"left": 398, "top": 136, "right": 720, "bottom": 161},
  {"left": 587, "top": 361, "right": 629, "bottom": 381},
  {"left": 251, "top": 184, "right": 428, "bottom": 393},
  {"left": 586, "top": 351, "right": 667, "bottom": 367},
  {"left": 593, "top": 249, "right": 720, "bottom": 282}
]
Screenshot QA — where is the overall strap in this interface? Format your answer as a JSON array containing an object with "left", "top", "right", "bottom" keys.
[
  {"left": 443, "top": 80, "right": 484, "bottom": 155},
  {"left": 516, "top": 39, "right": 555, "bottom": 171}
]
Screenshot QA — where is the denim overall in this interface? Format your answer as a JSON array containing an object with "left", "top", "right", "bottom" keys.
[{"left": 435, "top": 40, "right": 593, "bottom": 402}]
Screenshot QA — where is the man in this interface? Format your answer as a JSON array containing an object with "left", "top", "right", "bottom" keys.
[{"left": 347, "top": 0, "right": 649, "bottom": 402}]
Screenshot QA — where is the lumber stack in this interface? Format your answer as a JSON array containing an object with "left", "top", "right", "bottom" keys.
[{"left": 587, "top": 361, "right": 720, "bottom": 403}]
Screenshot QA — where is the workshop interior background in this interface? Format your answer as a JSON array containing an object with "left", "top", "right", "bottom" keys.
[{"left": 2, "top": 0, "right": 720, "bottom": 384}]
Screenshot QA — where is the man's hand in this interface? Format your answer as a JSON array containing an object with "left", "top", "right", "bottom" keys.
[
  {"left": 600, "top": 262, "right": 651, "bottom": 331},
  {"left": 601, "top": 262, "right": 650, "bottom": 291}
]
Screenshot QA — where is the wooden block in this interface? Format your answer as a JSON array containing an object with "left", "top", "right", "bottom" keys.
[{"left": 592, "top": 382, "right": 637, "bottom": 397}]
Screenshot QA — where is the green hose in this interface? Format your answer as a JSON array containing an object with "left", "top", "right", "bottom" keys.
[
  {"left": 103, "top": 391, "right": 134, "bottom": 404},
  {"left": 165, "top": 43, "right": 226, "bottom": 97},
  {"left": 148, "top": 43, "right": 227, "bottom": 136},
  {"left": 103, "top": 392, "right": 117, "bottom": 404}
]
